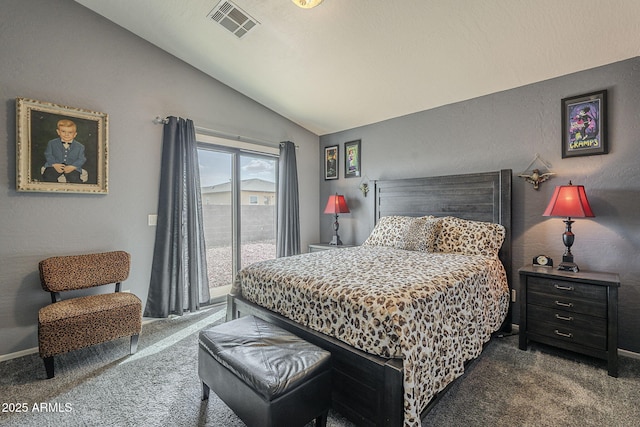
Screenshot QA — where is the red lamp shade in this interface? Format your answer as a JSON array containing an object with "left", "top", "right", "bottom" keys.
[
  {"left": 324, "top": 194, "right": 350, "bottom": 214},
  {"left": 542, "top": 182, "right": 594, "bottom": 272},
  {"left": 324, "top": 194, "right": 349, "bottom": 245},
  {"left": 542, "top": 183, "right": 594, "bottom": 218}
]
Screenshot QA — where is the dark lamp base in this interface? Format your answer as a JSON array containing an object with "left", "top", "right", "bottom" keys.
[
  {"left": 558, "top": 262, "right": 579, "bottom": 273},
  {"left": 558, "top": 254, "right": 579, "bottom": 272}
]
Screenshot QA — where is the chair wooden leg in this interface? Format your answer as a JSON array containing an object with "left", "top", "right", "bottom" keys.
[
  {"left": 202, "top": 382, "right": 210, "bottom": 401},
  {"left": 44, "top": 356, "right": 54, "bottom": 379},
  {"left": 130, "top": 334, "right": 139, "bottom": 354}
]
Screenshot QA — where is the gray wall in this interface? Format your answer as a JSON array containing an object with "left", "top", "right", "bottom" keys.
[
  {"left": 0, "top": 0, "right": 320, "bottom": 357},
  {"left": 320, "top": 58, "right": 640, "bottom": 353}
]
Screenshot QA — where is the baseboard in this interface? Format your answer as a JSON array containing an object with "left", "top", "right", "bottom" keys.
[
  {"left": 0, "top": 305, "right": 226, "bottom": 363},
  {"left": 0, "top": 318, "right": 160, "bottom": 363},
  {"left": 0, "top": 347, "right": 38, "bottom": 362},
  {"left": 619, "top": 348, "right": 640, "bottom": 360},
  {"left": 3, "top": 322, "right": 639, "bottom": 362}
]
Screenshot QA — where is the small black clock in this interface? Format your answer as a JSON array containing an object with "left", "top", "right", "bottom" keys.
[{"left": 533, "top": 254, "right": 553, "bottom": 267}]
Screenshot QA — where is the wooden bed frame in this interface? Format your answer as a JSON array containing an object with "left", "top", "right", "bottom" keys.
[{"left": 227, "top": 169, "right": 512, "bottom": 427}]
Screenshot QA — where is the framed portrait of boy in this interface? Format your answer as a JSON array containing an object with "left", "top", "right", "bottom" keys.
[{"left": 16, "top": 98, "right": 108, "bottom": 193}]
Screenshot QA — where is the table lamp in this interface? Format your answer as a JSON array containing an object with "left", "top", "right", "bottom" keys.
[
  {"left": 324, "top": 193, "right": 350, "bottom": 245},
  {"left": 542, "top": 181, "right": 595, "bottom": 272}
]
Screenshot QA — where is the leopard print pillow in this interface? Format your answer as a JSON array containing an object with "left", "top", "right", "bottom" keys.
[
  {"left": 403, "top": 217, "right": 441, "bottom": 251},
  {"left": 434, "top": 216, "right": 505, "bottom": 256},
  {"left": 363, "top": 215, "right": 439, "bottom": 252}
]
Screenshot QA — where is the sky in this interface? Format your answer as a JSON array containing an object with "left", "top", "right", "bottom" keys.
[{"left": 197, "top": 149, "right": 276, "bottom": 187}]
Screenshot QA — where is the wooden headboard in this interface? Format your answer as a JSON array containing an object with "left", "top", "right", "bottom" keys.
[{"left": 374, "top": 169, "right": 513, "bottom": 327}]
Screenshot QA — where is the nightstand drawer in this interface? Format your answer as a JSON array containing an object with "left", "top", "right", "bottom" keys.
[
  {"left": 527, "top": 291, "right": 607, "bottom": 318},
  {"left": 528, "top": 277, "right": 606, "bottom": 300},
  {"left": 527, "top": 305, "right": 607, "bottom": 349},
  {"left": 527, "top": 309, "right": 607, "bottom": 349}
]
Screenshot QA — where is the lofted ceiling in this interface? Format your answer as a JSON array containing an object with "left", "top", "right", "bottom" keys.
[{"left": 74, "top": 0, "right": 640, "bottom": 136}]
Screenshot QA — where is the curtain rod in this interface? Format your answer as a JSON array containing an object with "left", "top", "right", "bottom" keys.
[{"left": 153, "top": 116, "right": 294, "bottom": 149}]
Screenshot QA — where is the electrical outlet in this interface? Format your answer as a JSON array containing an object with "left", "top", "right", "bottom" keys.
[
  {"left": 511, "top": 289, "right": 517, "bottom": 303},
  {"left": 148, "top": 214, "right": 157, "bottom": 226},
  {"left": 122, "top": 289, "right": 131, "bottom": 293}
]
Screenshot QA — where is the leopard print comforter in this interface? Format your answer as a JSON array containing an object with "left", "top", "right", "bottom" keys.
[{"left": 233, "top": 246, "right": 509, "bottom": 426}]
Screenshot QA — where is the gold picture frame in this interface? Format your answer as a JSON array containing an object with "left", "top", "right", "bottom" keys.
[{"left": 16, "top": 97, "right": 108, "bottom": 194}]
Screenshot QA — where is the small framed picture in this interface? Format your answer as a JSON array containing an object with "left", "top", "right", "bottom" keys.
[
  {"left": 324, "top": 145, "right": 338, "bottom": 180},
  {"left": 344, "top": 139, "right": 361, "bottom": 178},
  {"left": 16, "top": 98, "right": 108, "bottom": 194},
  {"left": 561, "top": 90, "right": 607, "bottom": 158}
]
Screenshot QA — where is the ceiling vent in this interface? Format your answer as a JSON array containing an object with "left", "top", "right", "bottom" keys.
[{"left": 207, "top": 1, "right": 259, "bottom": 39}]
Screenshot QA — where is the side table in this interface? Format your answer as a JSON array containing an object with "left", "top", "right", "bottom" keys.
[{"left": 518, "top": 265, "right": 620, "bottom": 377}]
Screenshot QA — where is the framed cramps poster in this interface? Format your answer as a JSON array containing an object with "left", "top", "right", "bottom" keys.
[
  {"left": 344, "top": 139, "right": 361, "bottom": 178},
  {"left": 16, "top": 98, "right": 108, "bottom": 194},
  {"left": 561, "top": 90, "right": 607, "bottom": 158}
]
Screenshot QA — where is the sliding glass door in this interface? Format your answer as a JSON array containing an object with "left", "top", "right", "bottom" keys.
[{"left": 198, "top": 144, "right": 277, "bottom": 300}]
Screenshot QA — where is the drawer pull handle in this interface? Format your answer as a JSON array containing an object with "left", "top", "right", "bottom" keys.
[
  {"left": 555, "top": 314, "right": 574, "bottom": 321},
  {"left": 554, "top": 330, "right": 573, "bottom": 339},
  {"left": 555, "top": 301, "right": 574, "bottom": 308},
  {"left": 554, "top": 284, "right": 574, "bottom": 291}
]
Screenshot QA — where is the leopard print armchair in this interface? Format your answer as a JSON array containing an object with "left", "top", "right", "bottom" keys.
[{"left": 38, "top": 251, "right": 142, "bottom": 379}]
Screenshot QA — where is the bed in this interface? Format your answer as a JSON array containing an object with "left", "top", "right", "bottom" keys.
[{"left": 227, "top": 169, "right": 512, "bottom": 427}]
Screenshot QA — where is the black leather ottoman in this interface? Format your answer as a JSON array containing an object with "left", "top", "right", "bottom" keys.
[{"left": 198, "top": 315, "right": 332, "bottom": 427}]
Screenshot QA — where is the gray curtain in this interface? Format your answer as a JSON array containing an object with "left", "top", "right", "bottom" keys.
[
  {"left": 145, "top": 117, "right": 210, "bottom": 317},
  {"left": 276, "top": 141, "right": 300, "bottom": 257}
]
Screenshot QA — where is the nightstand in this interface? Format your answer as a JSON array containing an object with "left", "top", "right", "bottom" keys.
[
  {"left": 518, "top": 265, "right": 620, "bottom": 377},
  {"left": 308, "top": 243, "right": 355, "bottom": 253}
]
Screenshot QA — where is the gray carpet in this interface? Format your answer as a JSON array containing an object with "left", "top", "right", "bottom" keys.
[
  {"left": 1, "top": 304, "right": 638, "bottom": 427},
  {"left": 427, "top": 335, "right": 640, "bottom": 427}
]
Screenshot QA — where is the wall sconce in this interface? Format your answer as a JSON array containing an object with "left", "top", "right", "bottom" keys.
[
  {"left": 359, "top": 175, "right": 370, "bottom": 197},
  {"left": 324, "top": 193, "right": 350, "bottom": 245},
  {"left": 359, "top": 182, "right": 369, "bottom": 197},
  {"left": 542, "top": 181, "right": 595, "bottom": 272}
]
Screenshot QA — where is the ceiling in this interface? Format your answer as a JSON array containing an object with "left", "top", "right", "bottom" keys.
[{"left": 74, "top": 0, "right": 640, "bottom": 136}]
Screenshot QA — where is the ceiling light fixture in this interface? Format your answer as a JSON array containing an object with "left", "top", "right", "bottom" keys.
[{"left": 292, "top": 0, "right": 324, "bottom": 9}]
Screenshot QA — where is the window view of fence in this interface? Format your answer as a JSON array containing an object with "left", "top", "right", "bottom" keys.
[
  {"left": 198, "top": 146, "right": 277, "bottom": 299},
  {"left": 201, "top": 202, "right": 276, "bottom": 289}
]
